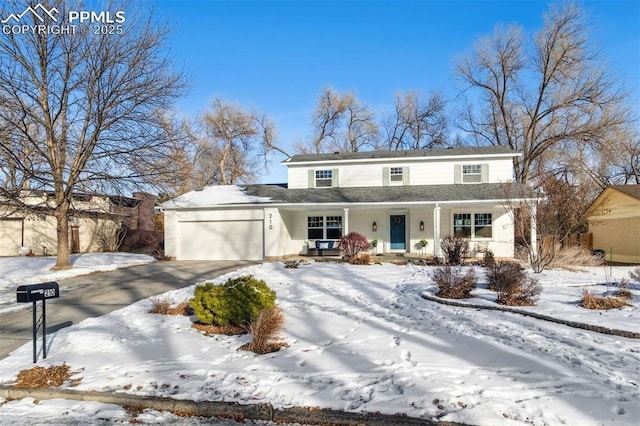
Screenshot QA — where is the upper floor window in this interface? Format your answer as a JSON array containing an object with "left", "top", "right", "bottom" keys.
[
  {"left": 462, "top": 164, "right": 482, "bottom": 183},
  {"left": 315, "top": 170, "right": 333, "bottom": 187},
  {"left": 390, "top": 167, "right": 403, "bottom": 182},
  {"left": 383, "top": 166, "right": 408, "bottom": 186}
]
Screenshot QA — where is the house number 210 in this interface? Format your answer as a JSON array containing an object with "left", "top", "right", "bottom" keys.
[{"left": 268, "top": 214, "right": 273, "bottom": 230}]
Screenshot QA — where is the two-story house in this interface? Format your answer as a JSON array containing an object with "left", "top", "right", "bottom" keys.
[{"left": 162, "top": 146, "right": 537, "bottom": 261}]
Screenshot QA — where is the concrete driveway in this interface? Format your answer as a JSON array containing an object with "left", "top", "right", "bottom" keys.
[{"left": 0, "top": 260, "right": 256, "bottom": 361}]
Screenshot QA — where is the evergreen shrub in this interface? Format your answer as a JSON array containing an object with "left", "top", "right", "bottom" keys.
[{"left": 190, "top": 275, "right": 276, "bottom": 326}]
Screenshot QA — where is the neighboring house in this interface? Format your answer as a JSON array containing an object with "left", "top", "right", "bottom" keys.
[
  {"left": 0, "top": 191, "right": 156, "bottom": 256},
  {"left": 162, "top": 146, "right": 537, "bottom": 261},
  {"left": 582, "top": 185, "right": 640, "bottom": 264}
]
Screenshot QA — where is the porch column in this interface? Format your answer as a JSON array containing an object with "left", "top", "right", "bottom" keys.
[
  {"left": 433, "top": 204, "right": 441, "bottom": 258},
  {"left": 530, "top": 201, "right": 538, "bottom": 255},
  {"left": 343, "top": 208, "right": 349, "bottom": 235}
]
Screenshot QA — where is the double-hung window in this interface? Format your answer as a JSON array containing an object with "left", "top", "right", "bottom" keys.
[
  {"left": 307, "top": 215, "right": 343, "bottom": 240},
  {"left": 390, "top": 167, "right": 403, "bottom": 182},
  {"left": 453, "top": 213, "right": 492, "bottom": 238},
  {"left": 462, "top": 165, "right": 482, "bottom": 183},
  {"left": 315, "top": 170, "right": 333, "bottom": 187}
]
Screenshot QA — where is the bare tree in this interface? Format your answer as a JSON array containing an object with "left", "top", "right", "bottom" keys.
[
  {"left": 383, "top": 90, "right": 448, "bottom": 150},
  {"left": 304, "top": 87, "right": 379, "bottom": 153},
  {"left": 200, "top": 99, "right": 277, "bottom": 185},
  {"left": 0, "top": 0, "right": 186, "bottom": 268},
  {"left": 455, "top": 2, "right": 632, "bottom": 185},
  {"left": 503, "top": 175, "right": 590, "bottom": 273}
]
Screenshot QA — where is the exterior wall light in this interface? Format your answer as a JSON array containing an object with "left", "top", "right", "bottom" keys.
[
  {"left": 372, "top": 221, "right": 377, "bottom": 232},
  {"left": 420, "top": 221, "right": 424, "bottom": 231}
]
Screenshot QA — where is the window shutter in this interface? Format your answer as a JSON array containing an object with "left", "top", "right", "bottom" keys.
[
  {"left": 382, "top": 167, "right": 390, "bottom": 186},
  {"left": 402, "top": 167, "right": 410, "bottom": 185},
  {"left": 454, "top": 165, "right": 462, "bottom": 184},
  {"left": 308, "top": 169, "right": 315, "bottom": 188},
  {"left": 481, "top": 164, "right": 489, "bottom": 183},
  {"left": 332, "top": 169, "right": 339, "bottom": 187}
]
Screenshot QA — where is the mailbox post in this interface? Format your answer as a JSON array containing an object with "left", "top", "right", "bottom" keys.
[{"left": 16, "top": 282, "right": 60, "bottom": 363}]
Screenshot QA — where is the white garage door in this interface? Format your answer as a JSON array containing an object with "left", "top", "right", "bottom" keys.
[
  {"left": 177, "top": 220, "right": 263, "bottom": 260},
  {"left": 0, "top": 219, "right": 22, "bottom": 256}
]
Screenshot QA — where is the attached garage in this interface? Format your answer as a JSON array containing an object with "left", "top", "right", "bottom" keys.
[{"left": 177, "top": 219, "right": 264, "bottom": 261}]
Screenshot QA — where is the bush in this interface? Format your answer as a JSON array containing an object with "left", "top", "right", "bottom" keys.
[
  {"left": 483, "top": 248, "right": 495, "bottom": 267},
  {"left": 629, "top": 267, "right": 640, "bottom": 283},
  {"left": 339, "top": 232, "right": 371, "bottom": 261},
  {"left": 244, "top": 306, "right": 288, "bottom": 354},
  {"left": 440, "top": 234, "right": 469, "bottom": 265},
  {"left": 487, "top": 261, "right": 541, "bottom": 306},
  {"left": 431, "top": 266, "right": 476, "bottom": 299},
  {"left": 189, "top": 275, "right": 276, "bottom": 327}
]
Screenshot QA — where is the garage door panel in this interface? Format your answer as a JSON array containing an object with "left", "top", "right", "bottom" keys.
[{"left": 178, "top": 220, "right": 263, "bottom": 260}]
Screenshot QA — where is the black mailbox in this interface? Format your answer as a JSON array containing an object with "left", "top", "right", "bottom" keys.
[{"left": 17, "top": 282, "right": 60, "bottom": 303}]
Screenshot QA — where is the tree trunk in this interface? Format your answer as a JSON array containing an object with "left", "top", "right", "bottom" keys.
[{"left": 54, "top": 199, "right": 71, "bottom": 269}]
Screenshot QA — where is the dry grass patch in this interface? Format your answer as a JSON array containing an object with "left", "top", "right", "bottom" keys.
[
  {"left": 580, "top": 289, "right": 630, "bottom": 310},
  {"left": 14, "top": 364, "right": 82, "bottom": 388},
  {"left": 242, "top": 306, "right": 288, "bottom": 354},
  {"left": 149, "top": 298, "right": 193, "bottom": 316}
]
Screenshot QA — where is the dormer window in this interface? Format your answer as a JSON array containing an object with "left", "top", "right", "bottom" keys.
[
  {"left": 315, "top": 170, "right": 333, "bottom": 187},
  {"left": 462, "top": 165, "right": 482, "bottom": 183},
  {"left": 390, "top": 167, "right": 403, "bottom": 182}
]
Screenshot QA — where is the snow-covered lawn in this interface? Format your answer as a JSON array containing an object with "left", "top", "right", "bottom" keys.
[
  {"left": 0, "top": 261, "right": 639, "bottom": 425},
  {"left": 0, "top": 253, "right": 156, "bottom": 314}
]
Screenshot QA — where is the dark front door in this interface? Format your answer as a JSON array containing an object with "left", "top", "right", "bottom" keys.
[{"left": 390, "top": 215, "right": 406, "bottom": 250}]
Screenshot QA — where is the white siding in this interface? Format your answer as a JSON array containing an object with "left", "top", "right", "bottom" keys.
[{"left": 287, "top": 157, "right": 514, "bottom": 188}]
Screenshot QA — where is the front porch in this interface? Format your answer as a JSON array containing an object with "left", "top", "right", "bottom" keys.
[{"left": 269, "top": 202, "right": 535, "bottom": 260}]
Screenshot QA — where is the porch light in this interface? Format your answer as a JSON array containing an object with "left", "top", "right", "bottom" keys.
[
  {"left": 420, "top": 221, "right": 424, "bottom": 231},
  {"left": 372, "top": 221, "right": 377, "bottom": 232}
]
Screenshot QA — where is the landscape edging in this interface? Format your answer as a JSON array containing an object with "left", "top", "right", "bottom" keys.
[
  {"left": 421, "top": 293, "right": 640, "bottom": 339},
  {"left": 0, "top": 386, "right": 466, "bottom": 426}
]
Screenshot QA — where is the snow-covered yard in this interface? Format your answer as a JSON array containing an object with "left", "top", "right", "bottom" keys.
[
  {"left": 0, "top": 253, "right": 156, "bottom": 314},
  {"left": 0, "top": 261, "right": 638, "bottom": 425}
]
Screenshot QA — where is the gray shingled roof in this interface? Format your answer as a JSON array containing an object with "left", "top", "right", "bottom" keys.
[
  {"left": 286, "top": 146, "right": 518, "bottom": 163},
  {"left": 242, "top": 183, "right": 535, "bottom": 204}
]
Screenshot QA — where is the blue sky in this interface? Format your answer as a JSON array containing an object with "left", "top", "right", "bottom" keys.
[{"left": 155, "top": 0, "right": 640, "bottom": 183}]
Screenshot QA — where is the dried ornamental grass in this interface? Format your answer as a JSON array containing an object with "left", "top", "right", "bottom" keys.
[
  {"left": 580, "top": 289, "right": 629, "bottom": 310},
  {"left": 243, "top": 306, "right": 288, "bottom": 354},
  {"left": 149, "top": 298, "right": 193, "bottom": 316},
  {"left": 550, "top": 246, "right": 604, "bottom": 270}
]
